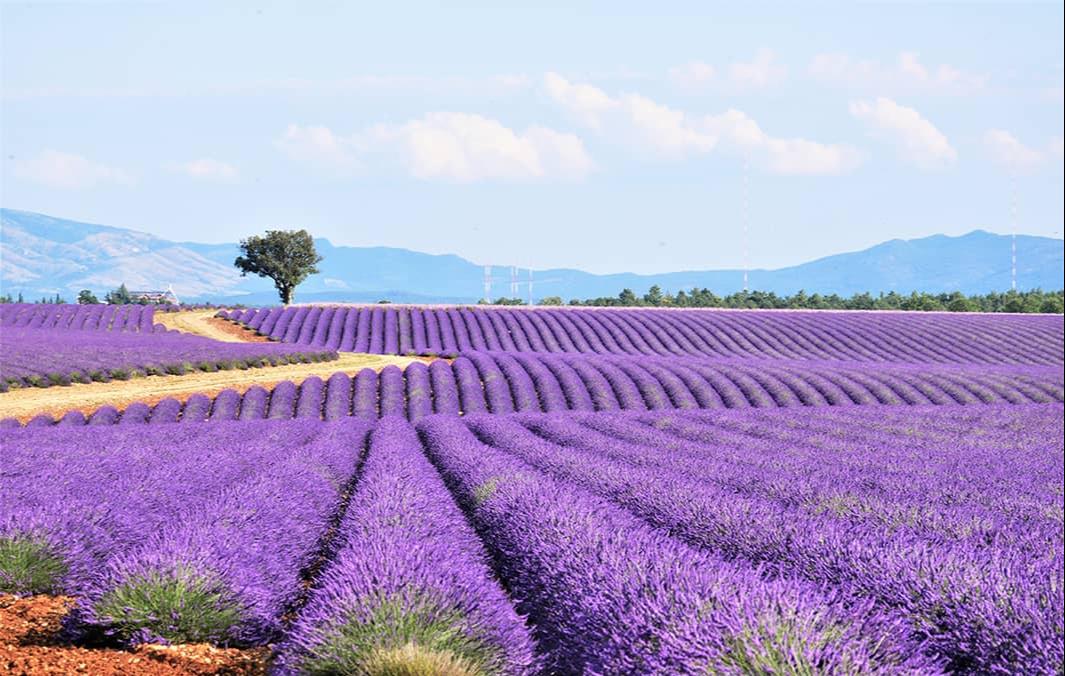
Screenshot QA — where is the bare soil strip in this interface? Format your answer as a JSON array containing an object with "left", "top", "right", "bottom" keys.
[
  {"left": 0, "top": 594, "right": 269, "bottom": 675},
  {"left": 0, "top": 353, "right": 423, "bottom": 423},
  {"left": 154, "top": 310, "right": 269, "bottom": 342}
]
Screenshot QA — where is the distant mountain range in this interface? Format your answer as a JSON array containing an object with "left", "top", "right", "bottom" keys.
[{"left": 2, "top": 208, "right": 1062, "bottom": 304}]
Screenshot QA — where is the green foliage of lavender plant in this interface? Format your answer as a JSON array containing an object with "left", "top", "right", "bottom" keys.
[
  {"left": 300, "top": 597, "right": 500, "bottom": 676},
  {"left": 0, "top": 535, "right": 68, "bottom": 595},
  {"left": 94, "top": 566, "right": 244, "bottom": 644}
]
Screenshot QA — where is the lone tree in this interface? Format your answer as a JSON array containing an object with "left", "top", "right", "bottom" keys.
[{"left": 234, "top": 229, "right": 323, "bottom": 305}]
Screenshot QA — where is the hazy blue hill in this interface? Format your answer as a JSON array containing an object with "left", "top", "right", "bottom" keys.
[
  {"left": 753, "top": 230, "right": 1064, "bottom": 296},
  {"left": 2, "top": 208, "right": 1061, "bottom": 303}
]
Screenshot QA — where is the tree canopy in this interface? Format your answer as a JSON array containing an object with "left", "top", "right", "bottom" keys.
[
  {"left": 234, "top": 230, "right": 323, "bottom": 305},
  {"left": 563, "top": 287, "right": 1064, "bottom": 314},
  {"left": 104, "top": 284, "right": 132, "bottom": 305},
  {"left": 77, "top": 289, "right": 99, "bottom": 305}
]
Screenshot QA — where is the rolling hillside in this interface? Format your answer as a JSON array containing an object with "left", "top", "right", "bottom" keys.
[{"left": 2, "top": 208, "right": 1061, "bottom": 303}]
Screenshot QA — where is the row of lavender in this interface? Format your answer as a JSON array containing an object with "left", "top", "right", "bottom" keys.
[
  {"left": 429, "top": 404, "right": 1063, "bottom": 673},
  {"left": 2, "top": 405, "right": 1060, "bottom": 672},
  {"left": 8, "top": 353, "right": 1061, "bottom": 427},
  {"left": 0, "top": 302, "right": 157, "bottom": 332},
  {"left": 0, "top": 327, "right": 336, "bottom": 390},
  {"left": 218, "top": 304, "right": 1064, "bottom": 365},
  {"left": 0, "top": 420, "right": 370, "bottom": 647}
]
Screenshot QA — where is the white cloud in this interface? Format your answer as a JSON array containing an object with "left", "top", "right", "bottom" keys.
[
  {"left": 983, "top": 130, "right": 1043, "bottom": 172},
  {"left": 849, "top": 97, "right": 956, "bottom": 169},
  {"left": 981, "top": 130, "right": 1063, "bottom": 172},
  {"left": 810, "top": 52, "right": 987, "bottom": 95},
  {"left": 358, "top": 112, "right": 593, "bottom": 182},
  {"left": 275, "top": 124, "right": 359, "bottom": 171},
  {"left": 543, "top": 72, "right": 621, "bottom": 131},
  {"left": 728, "top": 48, "right": 788, "bottom": 88},
  {"left": 667, "top": 50, "right": 786, "bottom": 92},
  {"left": 545, "top": 72, "right": 715, "bottom": 157},
  {"left": 668, "top": 61, "right": 717, "bottom": 90},
  {"left": 11, "top": 150, "right": 133, "bottom": 189},
  {"left": 170, "top": 158, "right": 239, "bottom": 182},
  {"left": 278, "top": 113, "right": 593, "bottom": 182},
  {"left": 1050, "top": 136, "right": 1064, "bottom": 159},
  {"left": 544, "top": 73, "right": 859, "bottom": 175}
]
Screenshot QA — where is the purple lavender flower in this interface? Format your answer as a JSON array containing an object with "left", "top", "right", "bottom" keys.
[
  {"left": 276, "top": 417, "right": 537, "bottom": 674},
  {"left": 0, "top": 326, "right": 334, "bottom": 389},
  {"left": 418, "top": 414, "right": 940, "bottom": 674},
  {"left": 352, "top": 368, "right": 379, "bottom": 420},
  {"left": 76, "top": 420, "right": 370, "bottom": 645},
  {"left": 324, "top": 372, "right": 353, "bottom": 421}
]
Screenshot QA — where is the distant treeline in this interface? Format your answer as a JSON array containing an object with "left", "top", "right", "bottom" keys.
[
  {"left": 519, "top": 287, "right": 1064, "bottom": 313},
  {"left": 0, "top": 285, "right": 167, "bottom": 306},
  {"left": 5, "top": 287, "right": 1062, "bottom": 313},
  {"left": 0, "top": 292, "right": 66, "bottom": 305}
]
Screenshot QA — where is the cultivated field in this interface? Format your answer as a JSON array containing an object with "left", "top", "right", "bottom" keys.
[{"left": 1, "top": 302, "right": 1062, "bottom": 674}]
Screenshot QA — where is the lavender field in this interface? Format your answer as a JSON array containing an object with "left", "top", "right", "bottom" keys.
[
  {"left": 0, "top": 327, "right": 337, "bottom": 390},
  {"left": 0, "top": 302, "right": 158, "bottom": 332},
  {"left": 1, "top": 305, "right": 1063, "bottom": 673},
  {"left": 1, "top": 405, "right": 1062, "bottom": 673},
  {"left": 9, "top": 353, "right": 1060, "bottom": 427},
  {"left": 219, "top": 305, "right": 1064, "bottom": 364}
]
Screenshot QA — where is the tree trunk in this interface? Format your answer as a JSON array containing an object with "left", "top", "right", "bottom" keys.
[{"left": 279, "top": 285, "right": 294, "bottom": 305}]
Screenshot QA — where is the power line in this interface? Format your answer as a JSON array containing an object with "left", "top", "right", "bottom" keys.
[{"left": 525, "top": 268, "right": 562, "bottom": 305}]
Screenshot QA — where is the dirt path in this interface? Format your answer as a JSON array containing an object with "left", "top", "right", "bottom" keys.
[
  {"left": 0, "top": 594, "right": 268, "bottom": 674},
  {"left": 0, "top": 353, "right": 422, "bottom": 423},
  {"left": 154, "top": 310, "right": 268, "bottom": 342}
]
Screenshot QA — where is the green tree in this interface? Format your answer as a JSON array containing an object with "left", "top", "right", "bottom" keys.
[
  {"left": 1039, "top": 296, "right": 1064, "bottom": 314},
  {"left": 643, "top": 285, "right": 665, "bottom": 306},
  {"left": 946, "top": 292, "right": 975, "bottom": 312},
  {"left": 1002, "top": 293, "right": 1026, "bottom": 313},
  {"left": 234, "top": 229, "right": 323, "bottom": 305},
  {"left": 105, "top": 284, "right": 132, "bottom": 305},
  {"left": 618, "top": 288, "right": 638, "bottom": 306},
  {"left": 558, "top": 285, "right": 1062, "bottom": 314},
  {"left": 77, "top": 289, "right": 99, "bottom": 305},
  {"left": 539, "top": 296, "right": 564, "bottom": 306},
  {"left": 849, "top": 292, "right": 875, "bottom": 310}
]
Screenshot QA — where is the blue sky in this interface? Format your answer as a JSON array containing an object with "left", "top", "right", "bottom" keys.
[{"left": 2, "top": 1, "right": 1062, "bottom": 274}]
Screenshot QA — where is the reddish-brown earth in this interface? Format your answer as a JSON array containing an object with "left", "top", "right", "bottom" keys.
[
  {"left": 153, "top": 311, "right": 270, "bottom": 344},
  {"left": 0, "top": 595, "right": 270, "bottom": 675}
]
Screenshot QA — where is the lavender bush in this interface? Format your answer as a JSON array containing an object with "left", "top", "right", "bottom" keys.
[
  {"left": 479, "top": 409, "right": 1063, "bottom": 672},
  {"left": 277, "top": 417, "right": 537, "bottom": 674},
  {"left": 13, "top": 352, "right": 1062, "bottom": 428},
  {"left": 226, "top": 305, "right": 1063, "bottom": 364},
  {"left": 81, "top": 420, "right": 368, "bottom": 645},
  {"left": 0, "top": 421, "right": 358, "bottom": 600},
  {"left": 0, "top": 303, "right": 155, "bottom": 333},
  {"left": 0, "top": 327, "right": 336, "bottom": 389},
  {"left": 417, "top": 414, "right": 941, "bottom": 673}
]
